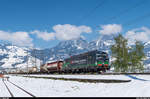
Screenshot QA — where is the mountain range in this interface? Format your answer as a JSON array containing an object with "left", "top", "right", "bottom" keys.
[{"left": 0, "top": 35, "right": 150, "bottom": 71}]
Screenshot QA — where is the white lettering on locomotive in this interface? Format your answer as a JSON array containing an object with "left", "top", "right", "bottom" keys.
[{"left": 72, "top": 59, "right": 86, "bottom": 64}]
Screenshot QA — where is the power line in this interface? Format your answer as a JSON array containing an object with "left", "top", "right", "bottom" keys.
[
  {"left": 93, "top": 0, "right": 149, "bottom": 35},
  {"left": 78, "top": 0, "right": 106, "bottom": 24},
  {"left": 103, "top": 0, "right": 147, "bottom": 24},
  {"left": 78, "top": 0, "right": 147, "bottom": 27},
  {"left": 123, "top": 12, "right": 150, "bottom": 27}
]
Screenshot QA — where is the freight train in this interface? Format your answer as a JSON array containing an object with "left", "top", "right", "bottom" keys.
[
  {"left": 40, "top": 50, "right": 110, "bottom": 74},
  {"left": 8, "top": 66, "right": 38, "bottom": 74}
]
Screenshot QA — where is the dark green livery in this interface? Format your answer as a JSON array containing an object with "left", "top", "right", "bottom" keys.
[{"left": 62, "top": 50, "right": 110, "bottom": 73}]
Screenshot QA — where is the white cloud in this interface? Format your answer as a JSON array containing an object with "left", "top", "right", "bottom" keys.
[
  {"left": 30, "top": 30, "right": 55, "bottom": 41},
  {"left": 53, "top": 24, "right": 80, "bottom": 41},
  {"left": 125, "top": 27, "right": 150, "bottom": 45},
  {"left": 0, "top": 30, "right": 33, "bottom": 47},
  {"left": 99, "top": 24, "right": 122, "bottom": 35},
  {"left": 53, "top": 24, "right": 92, "bottom": 41},
  {"left": 31, "top": 24, "right": 92, "bottom": 41}
]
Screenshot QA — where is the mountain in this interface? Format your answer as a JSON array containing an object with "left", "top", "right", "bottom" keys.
[
  {"left": 88, "top": 35, "right": 114, "bottom": 52},
  {"left": 143, "top": 41, "right": 150, "bottom": 70},
  {"left": 40, "top": 37, "right": 89, "bottom": 62},
  {"left": 0, "top": 35, "right": 150, "bottom": 72},
  {"left": 45, "top": 35, "right": 114, "bottom": 61},
  {"left": 0, "top": 42, "right": 41, "bottom": 69}
]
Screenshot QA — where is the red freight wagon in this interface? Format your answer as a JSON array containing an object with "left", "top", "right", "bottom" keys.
[{"left": 44, "top": 61, "right": 63, "bottom": 72}]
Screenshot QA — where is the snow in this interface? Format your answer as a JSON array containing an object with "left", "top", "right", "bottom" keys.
[
  {"left": 103, "top": 40, "right": 113, "bottom": 46},
  {"left": 0, "top": 44, "right": 41, "bottom": 69},
  {"left": 144, "top": 41, "right": 150, "bottom": 46},
  {"left": 4, "top": 81, "right": 32, "bottom": 97},
  {"left": 1, "top": 74, "right": 150, "bottom": 97},
  {"left": 0, "top": 79, "right": 10, "bottom": 97},
  {"left": 77, "top": 46, "right": 83, "bottom": 49},
  {"left": 0, "top": 49, "right": 7, "bottom": 54},
  {"left": 1, "top": 45, "right": 28, "bottom": 68},
  {"left": 96, "top": 39, "right": 101, "bottom": 46}
]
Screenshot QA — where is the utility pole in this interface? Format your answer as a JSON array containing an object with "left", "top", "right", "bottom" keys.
[
  {"left": 42, "top": 52, "right": 45, "bottom": 64},
  {"left": 39, "top": 50, "right": 43, "bottom": 71},
  {"left": 32, "top": 48, "right": 38, "bottom": 72},
  {"left": 33, "top": 48, "right": 37, "bottom": 68},
  {"left": 31, "top": 47, "right": 34, "bottom": 68},
  {"left": 35, "top": 48, "right": 37, "bottom": 68},
  {"left": 25, "top": 49, "right": 29, "bottom": 76}
]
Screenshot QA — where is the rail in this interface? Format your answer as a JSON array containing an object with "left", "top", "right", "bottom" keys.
[
  {"left": 2, "top": 80, "right": 14, "bottom": 97},
  {"left": 2, "top": 79, "right": 36, "bottom": 97}
]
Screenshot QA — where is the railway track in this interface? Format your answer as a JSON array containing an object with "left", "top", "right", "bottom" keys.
[
  {"left": 2, "top": 80, "right": 36, "bottom": 97},
  {"left": 3, "top": 80, "right": 14, "bottom": 97},
  {"left": 9, "top": 71, "right": 150, "bottom": 75}
]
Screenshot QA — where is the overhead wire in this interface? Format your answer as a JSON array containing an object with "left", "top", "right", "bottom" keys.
[
  {"left": 103, "top": 0, "right": 148, "bottom": 24},
  {"left": 78, "top": 0, "right": 147, "bottom": 26},
  {"left": 77, "top": 0, "right": 106, "bottom": 25},
  {"left": 76, "top": 0, "right": 148, "bottom": 36},
  {"left": 94, "top": 0, "right": 149, "bottom": 34},
  {"left": 123, "top": 11, "right": 150, "bottom": 27}
]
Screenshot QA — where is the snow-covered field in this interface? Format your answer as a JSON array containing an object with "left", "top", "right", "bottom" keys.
[{"left": 1, "top": 74, "right": 150, "bottom": 97}]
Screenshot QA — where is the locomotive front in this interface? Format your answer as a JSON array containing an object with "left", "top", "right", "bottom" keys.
[{"left": 96, "top": 51, "right": 110, "bottom": 71}]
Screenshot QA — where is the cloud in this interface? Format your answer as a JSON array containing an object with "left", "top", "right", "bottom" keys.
[
  {"left": 0, "top": 30, "right": 33, "bottom": 47},
  {"left": 53, "top": 24, "right": 92, "bottom": 41},
  {"left": 125, "top": 27, "right": 150, "bottom": 44},
  {"left": 30, "top": 30, "right": 55, "bottom": 41},
  {"left": 99, "top": 24, "right": 122, "bottom": 35},
  {"left": 31, "top": 24, "right": 92, "bottom": 41}
]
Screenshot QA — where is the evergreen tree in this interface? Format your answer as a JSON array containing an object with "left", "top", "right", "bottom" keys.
[
  {"left": 129, "top": 41, "right": 146, "bottom": 72},
  {"left": 111, "top": 34, "right": 129, "bottom": 72}
]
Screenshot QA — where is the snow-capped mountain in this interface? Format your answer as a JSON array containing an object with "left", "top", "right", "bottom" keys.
[
  {"left": 34, "top": 35, "right": 115, "bottom": 63},
  {"left": 0, "top": 42, "right": 41, "bottom": 69},
  {"left": 88, "top": 35, "right": 114, "bottom": 53},
  {"left": 143, "top": 41, "right": 150, "bottom": 69},
  {"left": 1, "top": 35, "right": 150, "bottom": 71},
  {"left": 46, "top": 37, "right": 89, "bottom": 61}
]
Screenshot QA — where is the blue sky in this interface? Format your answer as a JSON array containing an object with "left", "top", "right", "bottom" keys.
[{"left": 0, "top": 0, "right": 150, "bottom": 49}]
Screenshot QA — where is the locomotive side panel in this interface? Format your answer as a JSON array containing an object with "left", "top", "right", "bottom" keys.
[
  {"left": 62, "top": 50, "right": 110, "bottom": 72},
  {"left": 62, "top": 50, "right": 97, "bottom": 69}
]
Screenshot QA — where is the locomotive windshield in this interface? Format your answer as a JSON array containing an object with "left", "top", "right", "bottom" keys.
[{"left": 96, "top": 51, "right": 109, "bottom": 61}]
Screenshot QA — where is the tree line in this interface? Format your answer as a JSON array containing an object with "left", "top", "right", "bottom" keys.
[{"left": 111, "top": 34, "right": 146, "bottom": 73}]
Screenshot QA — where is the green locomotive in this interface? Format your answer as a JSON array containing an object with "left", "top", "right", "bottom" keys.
[{"left": 62, "top": 50, "right": 110, "bottom": 73}]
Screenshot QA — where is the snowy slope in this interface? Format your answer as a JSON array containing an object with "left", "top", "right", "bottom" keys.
[{"left": 0, "top": 43, "right": 41, "bottom": 69}]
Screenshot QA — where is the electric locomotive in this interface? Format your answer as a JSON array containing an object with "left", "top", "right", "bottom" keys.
[{"left": 62, "top": 50, "right": 110, "bottom": 73}]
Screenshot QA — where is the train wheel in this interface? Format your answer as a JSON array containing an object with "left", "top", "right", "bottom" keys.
[
  {"left": 77, "top": 69, "right": 79, "bottom": 74},
  {"left": 91, "top": 69, "right": 94, "bottom": 73},
  {"left": 64, "top": 70, "right": 66, "bottom": 74},
  {"left": 79, "top": 69, "right": 83, "bottom": 74},
  {"left": 58, "top": 71, "right": 62, "bottom": 74},
  {"left": 73, "top": 69, "right": 76, "bottom": 74},
  {"left": 103, "top": 69, "right": 106, "bottom": 72}
]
